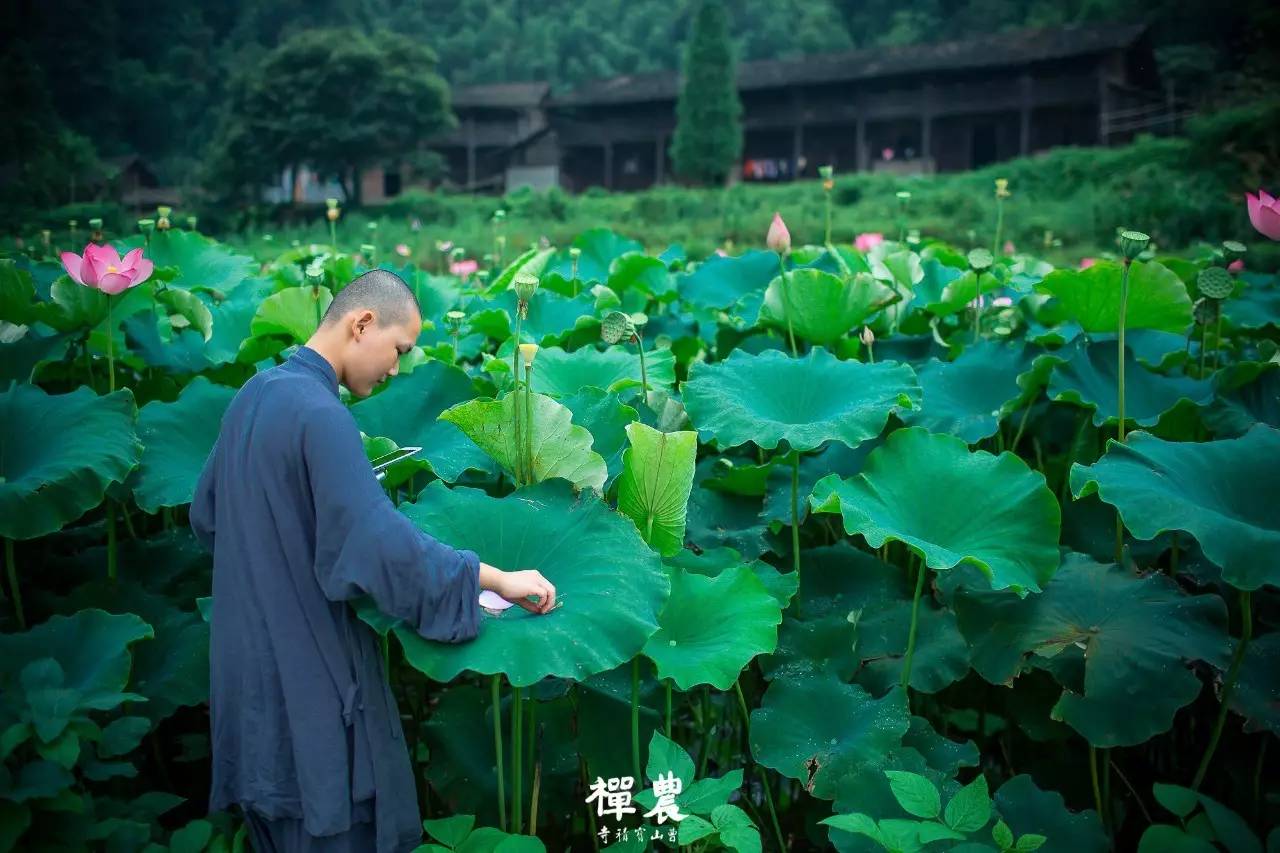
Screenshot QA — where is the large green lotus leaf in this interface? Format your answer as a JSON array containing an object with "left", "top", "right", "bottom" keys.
[
  {"left": 351, "top": 359, "right": 492, "bottom": 483},
  {"left": 0, "top": 260, "right": 40, "bottom": 325},
  {"left": 679, "top": 250, "right": 779, "bottom": 310},
  {"left": 1070, "top": 427, "right": 1280, "bottom": 590},
  {"left": 1232, "top": 630, "right": 1280, "bottom": 735},
  {"left": 811, "top": 427, "right": 1061, "bottom": 594},
  {"left": 750, "top": 671, "right": 909, "bottom": 800},
  {"left": 902, "top": 340, "right": 1039, "bottom": 443},
  {"left": 686, "top": 483, "right": 770, "bottom": 560},
  {"left": 481, "top": 247, "right": 555, "bottom": 297},
  {"left": 757, "top": 270, "right": 895, "bottom": 345},
  {"left": 568, "top": 228, "right": 644, "bottom": 285},
  {"left": 123, "top": 309, "right": 212, "bottom": 374},
  {"left": 378, "top": 479, "right": 669, "bottom": 687},
  {"left": 1123, "top": 329, "right": 1191, "bottom": 371},
  {"left": 642, "top": 563, "right": 781, "bottom": 691},
  {"left": 993, "top": 775, "right": 1108, "bottom": 853},
  {"left": 560, "top": 387, "right": 638, "bottom": 486},
  {"left": 120, "top": 230, "right": 256, "bottom": 294},
  {"left": 763, "top": 441, "right": 871, "bottom": 526},
  {"left": 529, "top": 345, "right": 677, "bottom": 397},
  {"left": 665, "top": 546, "right": 798, "bottom": 610},
  {"left": 952, "top": 553, "right": 1229, "bottom": 746},
  {"left": 911, "top": 258, "right": 965, "bottom": 308},
  {"left": 609, "top": 252, "right": 676, "bottom": 298},
  {"left": 1223, "top": 275, "right": 1280, "bottom": 330},
  {"left": 249, "top": 285, "right": 332, "bottom": 343},
  {"left": 487, "top": 289, "right": 600, "bottom": 344},
  {"left": 924, "top": 269, "right": 1005, "bottom": 317},
  {"left": 0, "top": 385, "right": 142, "bottom": 540},
  {"left": 1049, "top": 340, "right": 1214, "bottom": 428},
  {"left": 0, "top": 609, "right": 154, "bottom": 712},
  {"left": 683, "top": 347, "right": 920, "bottom": 452},
  {"left": 615, "top": 423, "right": 697, "bottom": 556},
  {"left": 901, "top": 715, "right": 978, "bottom": 775},
  {"left": 439, "top": 391, "right": 607, "bottom": 493},
  {"left": 1204, "top": 362, "right": 1280, "bottom": 437},
  {"left": 130, "top": 377, "right": 236, "bottom": 513},
  {"left": 0, "top": 325, "right": 72, "bottom": 387},
  {"left": 1035, "top": 261, "right": 1193, "bottom": 333}
]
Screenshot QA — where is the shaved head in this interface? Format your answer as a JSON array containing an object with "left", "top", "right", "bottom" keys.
[{"left": 320, "top": 269, "right": 421, "bottom": 330}]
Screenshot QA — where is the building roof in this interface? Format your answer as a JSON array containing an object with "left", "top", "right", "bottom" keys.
[
  {"left": 451, "top": 81, "right": 550, "bottom": 109},
  {"left": 548, "top": 22, "right": 1149, "bottom": 107}
]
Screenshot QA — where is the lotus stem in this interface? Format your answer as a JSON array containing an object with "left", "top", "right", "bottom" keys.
[
  {"left": 824, "top": 193, "right": 832, "bottom": 246},
  {"left": 5, "top": 539, "right": 23, "bottom": 630},
  {"left": 1118, "top": 260, "right": 1131, "bottom": 443},
  {"left": 631, "top": 657, "right": 642, "bottom": 782},
  {"left": 665, "top": 680, "right": 673, "bottom": 738},
  {"left": 972, "top": 271, "right": 983, "bottom": 344},
  {"left": 491, "top": 677, "right": 506, "bottom": 830},
  {"left": 107, "top": 295, "right": 115, "bottom": 393},
  {"left": 571, "top": 257, "right": 579, "bottom": 294},
  {"left": 524, "top": 365, "right": 535, "bottom": 484},
  {"left": 529, "top": 722, "right": 543, "bottom": 835},
  {"left": 1193, "top": 589, "right": 1253, "bottom": 789},
  {"left": 1199, "top": 323, "right": 1208, "bottom": 379},
  {"left": 790, "top": 452, "right": 802, "bottom": 619},
  {"left": 513, "top": 685, "right": 523, "bottom": 833},
  {"left": 1170, "top": 532, "right": 1179, "bottom": 575},
  {"left": 1011, "top": 403, "right": 1034, "bottom": 455},
  {"left": 900, "top": 555, "right": 927, "bottom": 688},
  {"left": 993, "top": 197, "right": 1004, "bottom": 258},
  {"left": 1213, "top": 303, "right": 1223, "bottom": 373},
  {"left": 733, "top": 680, "right": 786, "bottom": 853},
  {"left": 635, "top": 333, "right": 650, "bottom": 394},
  {"left": 777, "top": 255, "right": 797, "bottom": 357},
  {"left": 512, "top": 321, "right": 524, "bottom": 486},
  {"left": 1090, "top": 745, "right": 1106, "bottom": 830}
]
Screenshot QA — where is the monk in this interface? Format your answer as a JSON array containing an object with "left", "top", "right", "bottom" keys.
[{"left": 189, "top": 269, "right": 555, "bottom": 852}]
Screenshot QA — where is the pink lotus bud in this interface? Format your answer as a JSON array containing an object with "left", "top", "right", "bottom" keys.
[
  {"left": 450, "top": 259, "right": 478, "bottom": 280},
  {"left": 1079, "top": 257, "right": 1096, "bottom": 270},
  {"left": 395, "top": 243, "right": 411, "bottom": 257},
  {"left": 1247, "top": 190, "right": 1280, "bottom": 240},
  {"left": 60, "top": 243, "right": 153, "bottom": 295},
  {"left": 1003, "top": 240, "right": 1016, "bottom": 255},
  {"left": 766, "top": 212, "right": 791, "bottom": 254},
  {"left": 854, "top": 232, "right": 885, "bottom": 253},
  {"left": 1228, "top": 259, "right": 1244, "bottom": 272}
]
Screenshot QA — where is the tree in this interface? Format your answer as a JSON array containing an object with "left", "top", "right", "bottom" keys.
[
  {"left": 208, "top": 27, "right": 455, "bottom": 204},
  {"left": 670, "top": 0, "right": 742, "bottom": 187}
]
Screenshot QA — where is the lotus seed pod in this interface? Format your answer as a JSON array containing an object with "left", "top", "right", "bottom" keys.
[
  {"left": 367, "top": 222, "right": 377, "bottom": 233},
  {"left": 493, "top": 209, "right": 506, "bottom": 222},
  {"left": 137, "top": 218, "right": 155, "bottom": 234},
  {"left": 1193, "top": 298, "right": 1215, "bottom": 325},
  {"left": 186, "top": 216, "right": 198, "bottom": 230},
  {"left": 518, "top": 342, "right": 539, "bottom": 367},
  {"left": 446, "top": 309, "right": 466, "bottom": 324},
  {"left": 1197, "top": 267, "right": 1233, "bottom": 299},
  {"left": 967, "top": 248, "right": 994, "bottom": 271},
  {"left": 513, "top": 272, "right": 540, "bottom": 302},
  {"left": 89, "top": 217, "right": 103, "bottom": 230},
  {"left": 994, "top": 178, "right": 1011, "bottom": 199},
  {"left": 601, "top": 310, "right": 634, "bottom": 344},
  {"left": 305, "top": 261, "right": 324, "bottom": 284},
  {"left": 69, "top": 219, "right": 78, "bottom": 229},
  {"left": 1119, "top": 230, "right": 1150, "bottom": 260},
  {"left": 157, "top": 206, "right": 172, "bottom": 218},
  {"left": 325, "top": 198, "right": 340, "bottom": 209},
  {"left": 327, "top": 207, "right": 340, "bottom": 222},
  {"left": 569, "top": 247, "right": 582, "bottom": 259},
  {"left": 629, "top": 312, "right": 649, "bottom": 328},
  {"left": 1222, "top": 240, "right": 1247, "bottom": 262},
  {"left": 156, "top": 215, "right": 171, "bottom": 231},
  {"left": 819, "top": 165, "right": 833, "bottom": 180},
  {"left": 896, "top": 191, "right": 911, "bottom": 202}
]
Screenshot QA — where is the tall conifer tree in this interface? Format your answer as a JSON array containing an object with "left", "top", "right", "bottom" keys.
[{"left": 671, "top": 0, "right": 743, "bottom": 186}]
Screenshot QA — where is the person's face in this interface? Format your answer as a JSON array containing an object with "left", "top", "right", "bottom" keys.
[{"left": 346, "top": 309, "right": 419, "bottom": 398}]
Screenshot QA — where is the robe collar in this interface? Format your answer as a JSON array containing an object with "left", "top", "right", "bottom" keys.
[{"left": 290, "top": 345, "right": 340, "bottom": 398}]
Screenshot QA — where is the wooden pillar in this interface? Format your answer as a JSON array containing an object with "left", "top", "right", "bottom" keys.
[
  {"left": 655, "top": 135, "right": 665, "bottom": 185},
  {"left": 792, "top": 123, "right": 804, "bottom": 178},
  {"left": 1019, "top": 73, "right": 1033, "bottom": 156},
  {"left": 603, "top": 141, "right": 613, "bottom": 190},
  {"left": 920, "top": 84, "right": 934, "bottom": 172},
  {"left": 465, "top": 118, "right": 476, "bottom": 190}
]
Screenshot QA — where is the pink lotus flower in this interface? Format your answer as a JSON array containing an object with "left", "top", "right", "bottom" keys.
[
  {"left": 60, "top": 243, "right": 153, "bottom": 295},
  {"left": 395, "top": 243, "right": 411, "bottom": 257},
  {"left": 450, "top": 259, "right": 478, "bottom": 279},
  {"left": 1079, "top": 257, "right": 1096, "bottom": 270},
  {"left": 1247, "top": 190, "right": 1280, "bottom": 240},
  {"left": 1228, "top": 259, "right": 1244, "bottom": 272},
  {"left": 1003, "top": 240, "right": 1016, "bottom": 255},
  {"left": 854, "top": 232, "right": 884, "bottom": 252},
  {"left": 766, "top": 212, "right": 791, "bottom": 254}
]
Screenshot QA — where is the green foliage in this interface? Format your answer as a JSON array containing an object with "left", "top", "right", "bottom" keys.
[{"left": 670, "top": 0, "right": 743, "bottom": 186}]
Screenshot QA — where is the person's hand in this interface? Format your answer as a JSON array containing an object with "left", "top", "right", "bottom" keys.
[{"left": 495, "top": 569, "right": 557, "bottom": 615}]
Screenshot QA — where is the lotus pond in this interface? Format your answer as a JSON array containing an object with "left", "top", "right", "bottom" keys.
[{"left": 0, "top": 212, "right": 1278, "bottom": 853}]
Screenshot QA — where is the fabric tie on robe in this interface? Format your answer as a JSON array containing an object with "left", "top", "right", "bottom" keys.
[{"left": 189, "top": 344, "right": 483, "bottom": 853}]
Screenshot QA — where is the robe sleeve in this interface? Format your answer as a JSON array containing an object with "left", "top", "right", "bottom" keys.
[
  {"left": 189, "top": 437, "right": 218, "bottom": 553},
  {"left": 302, "top": 404, "right": 482, "bottom": 643}
]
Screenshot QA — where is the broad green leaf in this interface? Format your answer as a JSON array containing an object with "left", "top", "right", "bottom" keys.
[
  {"left": 98, "top": 717, "right": 152, "bottom": 758},
  {"left": 0, "top": 260, "right": 38, "bottom": 324},
  {"left": 678, "top": 814, "right": 718, "bottom": 845},
  {"left": 751, "top": 671, "right": 910, "bottom": 800},
  {"left": 885, "top": 771, "right": 941, "bottom": 819},
  {"left": 439, "top": 391, "right": 607, "bottom": 493},
  {"left": 482, "top": 246, "right": 555, "bottom": 297},
  {"left": 120, "top": 230, "right": 256, "bottom": 294},
  {"left": 169, "top": 820, "right": 213, "bottom": 853},
  {"left": 250, "top": 285, "right": 332, "bottom": 343},
  {"left": 993, "top": 820, "right": 1015, "bottom": 848},
  {"left": 811, "top": 428, "right": 1061, "bottom": 594},
  {"left": 992, "top": 775, "right": 1107, "bottom": 853},
  {"left": 902, "top": 340, "right": 1043, "bottom": 443},
  {"left": 642, "top": 564, "right": 782, "bottom": 690},
  {"left": 368, "top": 479, "right": 669, "bottom": 687},
  {"left": 1195, "top": 791, "right": 1263, "bottom": 853},
  {"left": 926, "top": 269, "right": 1005, "bottom": 317},
  {"left": 820, "top": 812, "right": 883, "bottom": 843},
  {"left": 616, "top": 423, "right": 697, "bottom": 556},
  {"left": 953, "top": 554, "right": 1229, "bottom": 746},
  {"left": 424, "top": 814, "right": 476, "bottom": 847},
  {"left": 0, "top": 385, "right": 142, "bottom": 540},
  {"left": 1233, "top": 631, "right": 1280, "bottom": 735},
  {"left": 609, "top": 252, "right": 675, "bottom": 298},
  {"left": 156, "top": 288, "right": 213, "bottom": 342},
  {"left": 944, "top": 774, "right": 991, "bottom": 833},
  {"left": 1137, "top": 825, "right": 1219, "bottom": 853},
  {"left": 679, "top": 250, "right": 779, "bottom": 309},
  {"left": 1070, "top": 426, "right": 1280, "bottom": 590},
  {"left": 642, "top": 730, "right": 696, "bottom": 794},
  {"left": 560, "top": 387, "right": 638, "bottom": 486},
  {"left": 758, "top": 270, "right": 895, "bottom": 345},
  {"left": 1153, "top": 783, "right": 1199, "bottom": 820},
  {"left": 352, "top": 360, "right": 492, "bottom": 483},
  {"left": 131, "top": 377, "right": 236, "bottom": 512},
  {"left": 1036, "top": 260, "right": 1193, "bottom": 333},
  {"left": 1048, "top": 340, "right": 1213, "bottom": 428},
  {"left": 683, "top": 347, "right": 920, "bottom": 452},
  {"left": 712, "top": 803, "right": 762, "bottom": 853},
  {"left": 529, "top": 345, "right": 677, "bottom": 397},
  {"left": 667, "top": 547, "right": 798, "bottom": 611}
]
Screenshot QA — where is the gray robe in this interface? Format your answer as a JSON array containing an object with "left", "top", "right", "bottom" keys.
[{"left": 189, "top": 344, "right": 482, "bottom": 852}]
